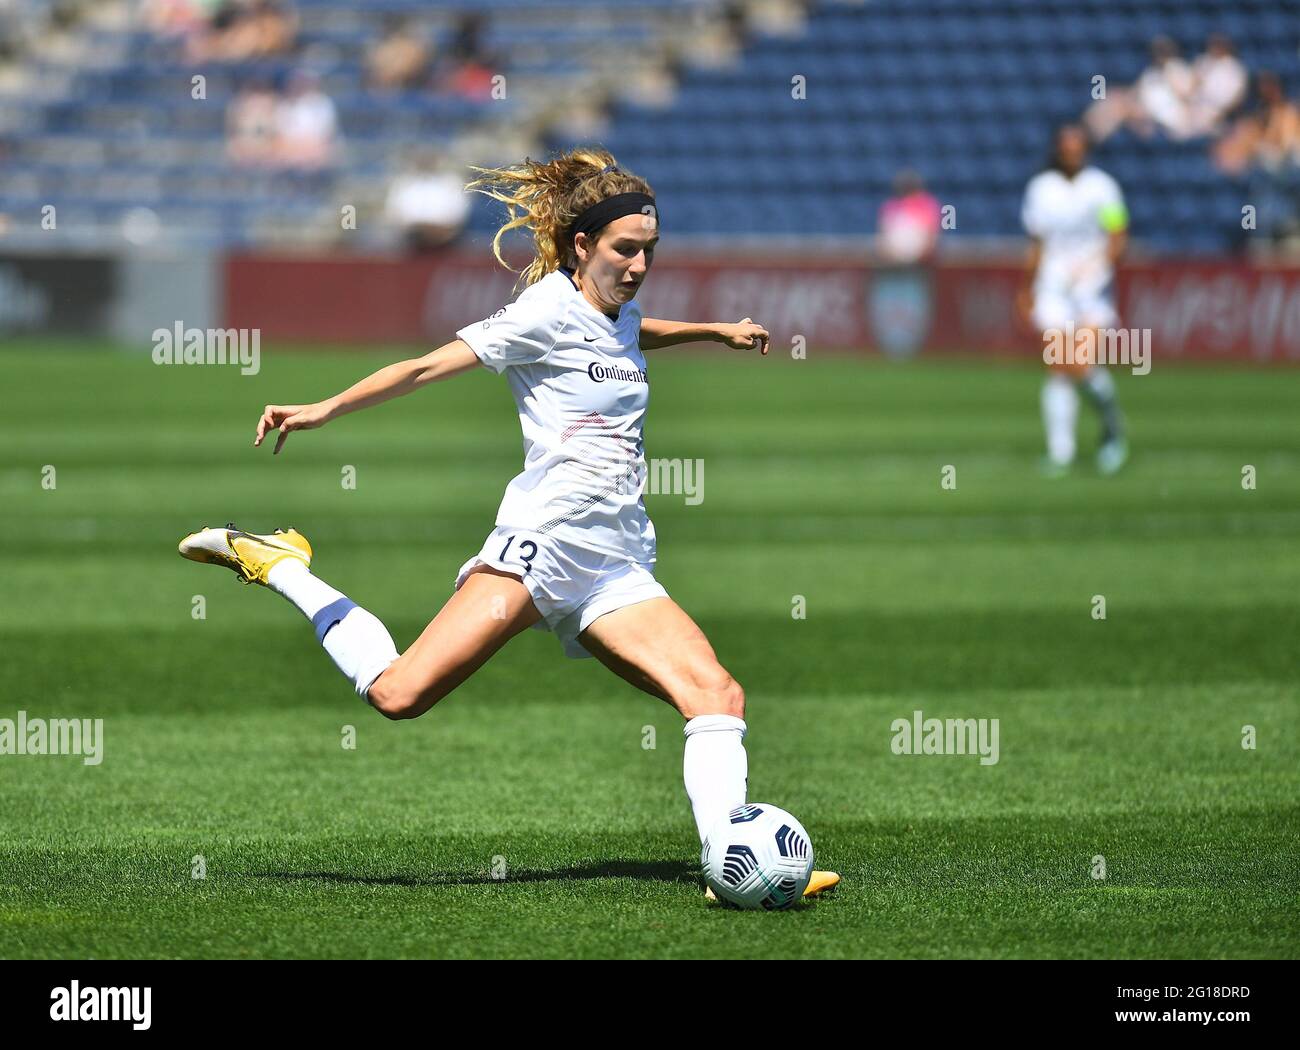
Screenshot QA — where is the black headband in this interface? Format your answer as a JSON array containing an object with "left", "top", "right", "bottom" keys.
[{"left": 569, "top": 192, "right": 660, "bottom": 244}]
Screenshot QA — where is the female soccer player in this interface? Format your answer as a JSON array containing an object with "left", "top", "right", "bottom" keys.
[
  {"left": 179, "top": 148, "right": 837, "bottom": 900},
  {"left": 1020, "top": 124, "right": 1130, "bottom": 476}
]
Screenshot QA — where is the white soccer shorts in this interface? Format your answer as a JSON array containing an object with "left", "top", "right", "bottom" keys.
[
  {"left": 454, "top": 525, "right": 668, "bottom": 659},
  {"left": 1032, "top": 288, "right": 1118, "bottom": 331}
]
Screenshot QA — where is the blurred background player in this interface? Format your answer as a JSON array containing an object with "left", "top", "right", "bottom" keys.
[
  {"left": 1021, "top": 124, "right": 1130, "bottom": 477},
  {"left": 876, "top": 170, "right": 942, "bottom": 265}
]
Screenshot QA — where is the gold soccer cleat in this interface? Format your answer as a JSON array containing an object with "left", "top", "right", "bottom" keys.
[
  {"left": 705, "top": 869, "right": 841, "bottom": 903},
  {"left": 178, "top": 523, "right": 312, "bottom": 585},
  {"left": 802, "top": 870, "right": 840, "bottom": 897}
]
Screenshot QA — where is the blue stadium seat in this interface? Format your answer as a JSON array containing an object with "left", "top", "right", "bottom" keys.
[{"left": 6, "top": 0, "right": 1294, "bottom": 252}]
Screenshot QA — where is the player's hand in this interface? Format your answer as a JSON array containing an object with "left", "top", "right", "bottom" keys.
[
  {"left": 717, "top": 317, "right": 769, "bottom": 354},
  {"left": 254, "top": 402, "right": 330, "bottom": 455},
  {"left": 1014, "top": 287, "right": 1035, "bottom": 328}
]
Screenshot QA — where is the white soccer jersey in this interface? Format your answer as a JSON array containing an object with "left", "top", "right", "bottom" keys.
[
  {"left": 456, "top": 266, "right": 656, "bottom": 563},
  {"left": 1021, "top": 166, "right": 1125, "bottom": 298}
]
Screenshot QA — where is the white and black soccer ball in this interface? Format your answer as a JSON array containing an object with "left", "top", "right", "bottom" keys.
[{"left": 701, "top": 803, "right": 814, "bottom": 909}]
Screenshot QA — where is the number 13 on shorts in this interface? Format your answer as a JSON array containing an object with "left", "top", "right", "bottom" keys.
[{"left": 498, "top": 533, "right": 539, "bottom": 574}]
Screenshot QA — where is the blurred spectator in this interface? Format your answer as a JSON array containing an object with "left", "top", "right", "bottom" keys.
[
  {"left": 1086, "top": 37, "right": 1196, "bottom": 142},
  {"left": 384, "top": 152, "right": 471, "bottom": 252},
  {"left": 2, "top": 0, "right": 71, "bottom": 57},
  {"left": 876, "top": 171, "right": 942, "bottom": 264},
  {"left": 249, "top": 0, "right": 296, "bottom": 57},
  {"left": 1214, "top": 72, "right": 1300, "bottom": 175},
  {"left": 434, "top": 13, "right": 501, "bottom": 101},
  {"left": 226, "top": 71, "right": 337, "bottom": 170},
  {"left": 185, "top": 0, "right": 238, "bottom": 59},
  {"left": 1188, "top": 34, "right": 1248, "bottom": 136},
  {"left": 1136, "top": 37, "right": 1196, "bottom": 138},
  {"left": 0, "top": 0, "right": 23, "bottom": 60},
  {"left": 275, "top": 70, "right": 337, "bottom": 170},
  {"left": 187, "top": 0, "right": 297, "bottom": 63},
  {"left": 225, "top": 76, "right": 279, "bottom": 167},
  {"left": 142, "top": 0, "right": 215, "bottom": 41},
  {"left": 367, "top": 15, "right": 431, "bottom": 91},
  {"left": 445, "top": 13, "right": 490, "bottom": 67}
]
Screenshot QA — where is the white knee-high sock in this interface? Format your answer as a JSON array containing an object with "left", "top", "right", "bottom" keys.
[
  {"left": 1041, "top": 374, "right": 1080, "bottom": 465},
  {"left": 1080, "top": 365, "right": 1123, "bottom": 441},
  {"left": 683, "top": 714, "right": 749, "bottom": 842},
  {"left": 265, "top": 559, "right": 398, "bottom": 698}
]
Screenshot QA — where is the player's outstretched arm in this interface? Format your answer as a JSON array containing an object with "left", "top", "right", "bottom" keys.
[
  {"left": 640, "top": 316, "right": 768, "bottom": 354},
  {"left": 1016, "top": 238, "right": 1042, "bottom": 326},
  {"left": 1106, "top": 227, "right": 1128, "bottom": 266},
  {"left": 253, "top": 338, "right": 482, "bottom": 454}
]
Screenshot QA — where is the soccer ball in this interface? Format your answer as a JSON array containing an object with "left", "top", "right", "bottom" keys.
[{"left": 701, "top": 803, "right": 814, "bottom": 909}]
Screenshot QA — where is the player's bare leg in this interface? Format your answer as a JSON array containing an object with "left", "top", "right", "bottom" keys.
[
  {"left": 366, "top": 566, "right": 541, "bottom": 720},
  {"left": 1040, "top": 326, "right": 1126, "bottom": 476},
  {"left": 179, "top": 526, "right": 539, "bottom": 713},
  {"left": 1041, "top": 325, "right": 1127, "bottom": 476},
  {"left": 1041, "top": 357, "right": 1083, "bottom": 476},
  {"left": 1072, "top": 325, "right": 1128, "bottom": 474},
  {"left": 579, "top": 597, "right": 839, "bottom": 898},
  {"left": 578, "top": 597, "right": 740, "bottom": 718},
  {"left": 179, "top": 522, "right": 404, "bottom": 696}
]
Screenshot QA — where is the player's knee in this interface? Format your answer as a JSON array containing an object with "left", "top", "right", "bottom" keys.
[
  {"left": 687, "top": 672, "right": 745, "bottom": 720},
  {"left": 368, "top": 667, "right": 439, "bottom": 720},
  {"left": 366, "top": 674, "right": 412, "bottom": 719},
  {"left": 723, "top": 677, "right": 746, "bottom": 719}
]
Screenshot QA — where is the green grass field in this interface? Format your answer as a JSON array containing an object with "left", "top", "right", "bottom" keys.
[{"left": 1, "top": 341, "right": 1297, "bottom": 958}]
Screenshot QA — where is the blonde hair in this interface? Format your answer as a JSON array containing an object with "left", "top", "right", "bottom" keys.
[{"left": 464, "top": 146, "right": 655, "bottom": 290}]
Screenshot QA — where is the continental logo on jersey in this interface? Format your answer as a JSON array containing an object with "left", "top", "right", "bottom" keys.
[{"left": 588, "top": 362, "right": 647, "bottom": 384}]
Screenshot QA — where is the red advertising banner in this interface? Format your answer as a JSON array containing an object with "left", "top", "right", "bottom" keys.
[
  {"left": 927, "top": 261, "right": 1300, "bottom": 363},
  {"left": 223, "top": 250, "right": 871, "bottom": 351},
  {"left": 1124, "top": 261, "right": 1300, "bottom": 363},
  {"left": 224, "top": 251, "right": 1300, "bottom": 363}
]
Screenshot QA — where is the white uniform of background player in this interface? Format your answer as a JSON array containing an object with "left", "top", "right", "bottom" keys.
[
  {"left": 1020, "top": 125, "right": 1129, "bottom": 475},
  {"left": 1022, "top": 166, "right": 1123, "bottom": 332}
]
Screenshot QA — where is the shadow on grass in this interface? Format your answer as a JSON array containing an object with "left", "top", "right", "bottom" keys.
[{"left": 253, "top": 859, "right": 697, "bottom": 888}]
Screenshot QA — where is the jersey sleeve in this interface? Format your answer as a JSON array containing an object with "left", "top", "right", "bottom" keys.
[{"left": 456, "top": 292, "right": 565, "bottom": 374}]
